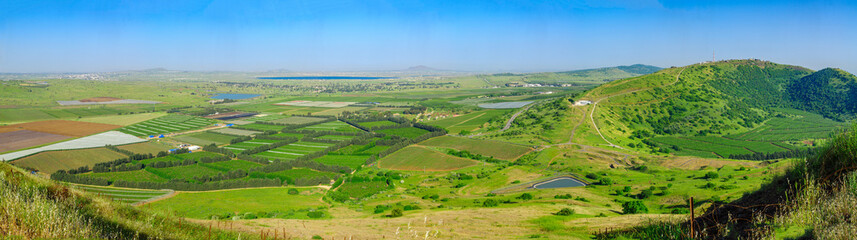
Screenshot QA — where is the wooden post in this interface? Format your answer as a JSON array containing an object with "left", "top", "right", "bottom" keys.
[
  {"left": 689, "top": 197, "right": 694, "bottom": 239},
  {"left": 207, "top": 223, "right": 211, "bottom": 240}
]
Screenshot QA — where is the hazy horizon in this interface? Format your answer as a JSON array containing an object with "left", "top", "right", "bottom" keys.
[{"left": 1, "top": 0, "right": 855, "bottom": 73}]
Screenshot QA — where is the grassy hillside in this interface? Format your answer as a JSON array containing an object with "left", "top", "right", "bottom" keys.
[{"left": 0, "top": 162, "right": 252, "bottom": 239}]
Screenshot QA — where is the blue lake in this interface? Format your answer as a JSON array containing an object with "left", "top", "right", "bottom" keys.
[
  {"left": 531, "top": 177, "right": 587, "bottom": 189},
  {"left": 210, "top": 93, "right": 261, "bottom": 100},
  {"left": 257, "top": 76, "right": 397, "bottom": 80}
]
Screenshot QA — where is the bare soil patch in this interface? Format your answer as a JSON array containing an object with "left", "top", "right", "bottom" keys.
[
  {"left": 79, "top": 97, "right": 122, "bottom": 102},
  {"left": 0, "top": 130, "right": 70, "bottom": 152},
  {"left": 0, "top": 120, "right": 120, "bottom": 137}
]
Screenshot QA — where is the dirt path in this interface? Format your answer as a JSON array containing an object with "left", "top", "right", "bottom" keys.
[
  {"left": 463, "top": 100, "right": 542, "bottom": 138},
  {"left": 588, "top": 68, "right": 685, "bottom": 149}
]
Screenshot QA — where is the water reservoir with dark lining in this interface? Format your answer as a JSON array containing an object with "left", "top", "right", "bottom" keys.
[{"left": 530, "top": 177, "right": 587, "bottom": 189}]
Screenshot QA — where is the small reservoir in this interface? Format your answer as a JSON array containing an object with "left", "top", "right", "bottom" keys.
[{"left": 530, "top": 177, "right": 587, "bottom": 189}]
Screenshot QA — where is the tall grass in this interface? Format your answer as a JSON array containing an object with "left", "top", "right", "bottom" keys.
[{"left": 0, "top": 162, "right": 256, "bottom": 239}]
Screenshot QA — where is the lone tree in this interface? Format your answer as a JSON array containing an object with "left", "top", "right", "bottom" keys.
[
  {"left": 622, "top": 201, "right": 648, "bottom": 214},
  {"left": 554, "top": 208, "right": 575, "bottom": 216}
]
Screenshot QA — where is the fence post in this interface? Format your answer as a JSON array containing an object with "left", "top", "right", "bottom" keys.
[{"left": 689, "top": 197, "right": 694, "bottom": 239}]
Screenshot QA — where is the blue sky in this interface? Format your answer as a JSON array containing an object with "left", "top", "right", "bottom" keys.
[{"left": 0, "top": 0, "right": 855, "bottom": 73}]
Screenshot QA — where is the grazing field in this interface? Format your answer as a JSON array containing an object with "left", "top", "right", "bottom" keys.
[
  {"left": 237, "top": 123, "right": 284, "bottom": 131},
  {"left": 171, "top": 132, "right": 238, "bottom": 146},
  {"left": 72, "top": 185, "right": 172, "bottom": 204},
  {"left": 357, "top": 120, "right": 398, "bottom": 128},
  {"left": 148, "top": 187, "right": 326, "bottom": 219},
  {"left": 11, "top": 147, "right": 127, "bottom": 173},
  {"left": 0, "top": 130, "right": 69, "bottom": 153},
  {"left": 419, "top": 136, "right": 533, "bottom": 160},
  {"left": 209, "top": 128, "right": 261, "bottom": 136},
  {"left": 117, "top": 115, "right": 215, "bottom": 136},
  {"left": 425, "top": 109, "right": 510, "bottom": 134},
  {"left": 313, "top": 154, "right": 368, "bottom": 169},
  {"left": 258, "top": 168, "right": 338, "bottom": 184},
  {"left": 0, "top": 120, "right": 120, "bottom": 137},
  {"left": 375, "top": 127, "right": 430, "bottom": 139},
  {"left": 0, "top": 131, "right": 145, "bottom": 161},
  {"left": 334, "top": 181, "right": 390, "bottom": 200},
  {"left": 377, "top": 146, "right": 478, "bottom": 171},
  {"left": 222, "top": 139, "right": 280, "bottom": 153},
  {"left": 255, "top": 141, "right": 334, "bottom": 160},
  {"left": 269, "top": 116, "right": 328, "bottom": 125},
  {"left": 77, "top": 112, "right": 167, "bottom": 126},
  {"left": 298, "top": 121, "right": 362, "bottom": 133},
  {"left": 116, "top": 142, "right": 172, "bottom": 155},
  {"left": 85, "top": 170, "right": 169, "bottom": 183}
]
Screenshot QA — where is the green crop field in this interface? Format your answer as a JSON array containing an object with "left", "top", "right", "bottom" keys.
[
  {"left": 117, "top": 115, "right": 216, "bottom": 136},
  {"left": 269, "top": 116, "right": 329, "bottom": 125},
  {"left": 426, "top": 109, "right": 511, "bottom": 134},
  {"left": 72, "top": 185, "right": 171, "bottom": 204},
  {"left": 298, "top": 121, "right": 362, "bottom": 133},
  {"left": 269, "top": 132, "right": 304, "bottom": 138},
  {"left": 78, "top": 112, "right": 168, "bottom": 126},
  {"left": 725, "top": 109, "right": 847, "bottom": 141},
  {"left": 237, "top": 123, "right": 285, "bottom": 131},
  {"left": 375, "top": 127, "right": 430, "bottom": 139},
  {"left": 254, "top": 141, "right": 334, "bottom": 160},
  {"left": 171, "top": 132, "right": 238, "bottom": 146},
  {"left": 419, "top": 136, "right": 532, "bottom": 160},
  {"left": 357, "top": 120, "right": 398, "bottom": 128},
  {"left": 377, "top": 146, "right": 478, "bottom": 171},
  {"left": 11, "top": 147, "right": 127, "bottom": 174},
  {"left": 86, "top": 169, "right": 169, "bottom": 183},
  {"left": 222, "top": 139, "right": 280, "bottom": 153},
  {"left": 116, "top": 142, "right": 172, "bottom": 155},
  {"left": 136, "top": 152, "right": 224, "bottom": 165},
  {"left": 313, "top": 154, "right": 368, "bottom": 169},
  {"left": 315, "top": 135, "right": 354, "bottom": 141},
  {"left": 256, "top": 168, "right": 338, "bottom": 184},
  {"left": 148, "top": 187, "right": 327, "bottom": 219},
  {"left": 145, "top": 165, "right": 225, "bottom": 182},
  {"left": 202, "top": 160, "right": 262, "bottom": 171},
  {"left": 246, "top": 114, "right": 288, "bottom": 122},
  {"left": 333, "top": 181, "right": 390, "bottom": 200}
]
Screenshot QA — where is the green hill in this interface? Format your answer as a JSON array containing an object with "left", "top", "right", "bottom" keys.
[
  {"left": 577, "top": 59, "right": 856, "bottom": 158},
  {"left": 787, "top": 68, "right": 857, "bottom": 120}
]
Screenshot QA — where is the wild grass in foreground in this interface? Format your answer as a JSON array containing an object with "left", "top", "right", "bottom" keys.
[{"left": 0, "top": 162, "right": 255, "bottom": 239}]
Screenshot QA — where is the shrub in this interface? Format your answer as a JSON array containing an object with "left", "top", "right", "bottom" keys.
[
  {"left": 598, "top": 177, "right": 614, "bottom": 185},
  {"left": 312, "top": 235, "right": 323, "bottom": 239},
  {"left": 288, "top": 188, "right": 299, "bottom": 195},
  {"left": 307, "top": 211, "right": 325, "bottom": 218},
  {"left": 482, "top": 199, "right": 500, "bottom": 207},
  {"left": 671, "top": 208, "right": 690, "bottom": 214},
  {"left": 518, "top": 193, "right": 534, "bottom": 200},
  {"left": 622, "top": 201, "right": 648, "bottom": 214},
  {"left": 704, "top": 172, "right": 719, "bottom": 179},
  {"left": 390, "top": 208, "right": 403, "bottom": 217},
  {"left": 555, "top": 208, "right": 575, "bottom": 216},
  {"left": 638, "top": 189, "right": 654, "bottom": 199}
]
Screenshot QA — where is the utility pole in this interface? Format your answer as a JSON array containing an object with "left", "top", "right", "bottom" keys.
[{"left": 689, "top": 197, "right": 695, "bottom": 239}]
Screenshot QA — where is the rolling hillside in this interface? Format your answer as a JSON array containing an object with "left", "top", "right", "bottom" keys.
[{"left": 578, "top": 59, "right": 854, "bottom": 158}]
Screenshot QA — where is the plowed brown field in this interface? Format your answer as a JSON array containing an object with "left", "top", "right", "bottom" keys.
[{"left": 0, "top": 120, "right": 120, "bottom": 137}]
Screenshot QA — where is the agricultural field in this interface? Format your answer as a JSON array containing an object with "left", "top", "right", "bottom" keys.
[
  {"left": 375, "top": 127, "right": 430, "bottom": 139},
  {"left": 357, "top": 120, "right": 398, "bottom": 128},
  {"left": 77, "top": 112, "right": 168, "bottom": 126},
  {"left": 236, "top": 123, "right": 285, "bottom": 131},
  {"left": 171, "top": 132, "right": 239, "bottom": 146},
  {"left": 0, "top": 131, "right": 145, "bottom": 161},
  {"left": 0, "top": 130, "right": 69, "bottom": 153},
  {"left": 269, "top": 132, "right": 304, "bottom": 139},
  {"left": 209, "top": 127, "right": 261, "bottom": 136},
  {"left": 117, "top": 115, "right": 216, "bottom": 136},
  {"left": 135, "top": 152, "right": 223, "bottom": 165},
  {"left": 254, "top": 141, "right": 334, "bottom": 160},
  {"left": 146, "top": 164, "right": 226, "bottom": 182},
  {"left": 269, "top": 116, "right": 328, "bottom": 125},
  {"left": 652, "top": 136, "right": 795, "bottom": 158},
  {"left": 331, "top": 144, "right": 390, "bottom": 155},
  {"left": 245, "top": 114, "right": 288, "bottom": 122},
  {"left": 425, "top": 109, "right": 511, "bottom": 134},
  {"left": 85, "top": 169, "right": 169, "bottom": 183},
  {"left": 315, "top": 135, "right": 354, "bottom": 141},
  {"left": 116, "top": 142, "right": 172, "bottom": 155},
  {"left": 377, "top": 146, "right": 478, "bottom": 171},
  {"left": 222, "top": 139, "right": 280, "bottom": 153},
  {"left": 148, "top": 187, "right": 327, "bottom": 219},
  {"left": 202, "top": 160, "right": 263, "bottom": 171},
  {"left": 0, "top": 120, "right": 121, "bottom": 137},
  {"left": 71, "top": 185, "right": 172, "bottom": 204},
  {"left": 419, "top": 136, "right": 533, "bottom": 160},
  {"left": 312, "top": 154, "right": 368, "bottom": 169},
  {"left": 11, "top": 147, "right": 127, "bottom": 174},
  {"left": 298, "top": 121, "right": 362, "bottom": 133},
  {"left": 725, "top": 109, "right": 847, "bottom": 141}
]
